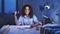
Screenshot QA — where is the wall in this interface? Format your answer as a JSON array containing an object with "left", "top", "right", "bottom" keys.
[
  {"left": 18, "top": 0, "right": 60, "bottom": 23},
  {"left": 0, "top": 0, "right": 2, "bottom": 13},
  {"left": 0, "top": 0, "right": 60, "bottom": 23}
]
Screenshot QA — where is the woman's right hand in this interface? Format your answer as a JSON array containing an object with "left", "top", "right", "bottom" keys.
[
  {"left": 14, "top": 11, "right": 19, "bottom": 25},
  {"left": 14, "top": 11, "right": 19, "bottom": 16}
]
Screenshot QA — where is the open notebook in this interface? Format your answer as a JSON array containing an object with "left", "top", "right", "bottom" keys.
[{"left": 9, "top": 25, "right": 31, "bottom": 29}]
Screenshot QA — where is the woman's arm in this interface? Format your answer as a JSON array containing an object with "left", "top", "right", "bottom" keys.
[
  {"left": 14, "top": 16, "right": 18, "bottom": 25},
  {"left": 33, "top": 15, "right": 42, "bottom": 27},
  {"left": 30, "top": 15, "right": 42, "bottom": 28},
  {"left": 14, "top": 11, "right": 19, "bottom": 25}
]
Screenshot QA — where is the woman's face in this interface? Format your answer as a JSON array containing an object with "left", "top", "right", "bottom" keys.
[{"left": 25, "top": 6, "right": 30, "bottom": 15}]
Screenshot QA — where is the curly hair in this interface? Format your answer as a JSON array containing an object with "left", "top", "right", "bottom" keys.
[{"left": 21, "top": 5, "right": 34, "bottom": 18}]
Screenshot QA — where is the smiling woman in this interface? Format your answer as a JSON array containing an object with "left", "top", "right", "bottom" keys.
[{"left": 14, "top": 5, "right": 40, "bottom": 28}]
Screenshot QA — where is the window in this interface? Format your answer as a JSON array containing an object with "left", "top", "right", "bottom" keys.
[{"left": 4, "top": 0, "right": 16, "bottom": 13}]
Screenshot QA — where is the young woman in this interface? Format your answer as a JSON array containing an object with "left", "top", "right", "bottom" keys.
[{"left": 14, "top": 5, "right": 40, "bottom": 27}]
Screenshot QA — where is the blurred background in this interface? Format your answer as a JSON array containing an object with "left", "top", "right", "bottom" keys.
[{"left": 0, "top": 0, "right": 60, "bottom": 28}]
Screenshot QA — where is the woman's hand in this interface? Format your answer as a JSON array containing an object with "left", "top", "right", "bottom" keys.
[
  {"left": 30, "top": 23, "right": 40, "bottom": 28},
  {"left": 30, "top": 23, "right": 41, "bottom": 30},
  {"left": 30, "top": 24, "right": 35, "bottom": 28},
  {"left": 14, "top": 11, "right": 19, "bottom": 16}
]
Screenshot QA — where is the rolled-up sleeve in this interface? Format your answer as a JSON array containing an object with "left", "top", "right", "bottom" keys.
[{"left": 33, "top": 15, "right": 39, "bottom": 24}]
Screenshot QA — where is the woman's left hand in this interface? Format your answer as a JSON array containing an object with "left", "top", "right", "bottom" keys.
[{"left": 30, "top": 24, "right": 35, "bottom": 28}]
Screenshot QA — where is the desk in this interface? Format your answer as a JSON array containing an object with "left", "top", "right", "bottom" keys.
[
  {"left": 40, "top": 24, "right": 60, "bottom": 34},
  {"left": 1, "top": 25, "right": 40, "bottom": 34}
]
